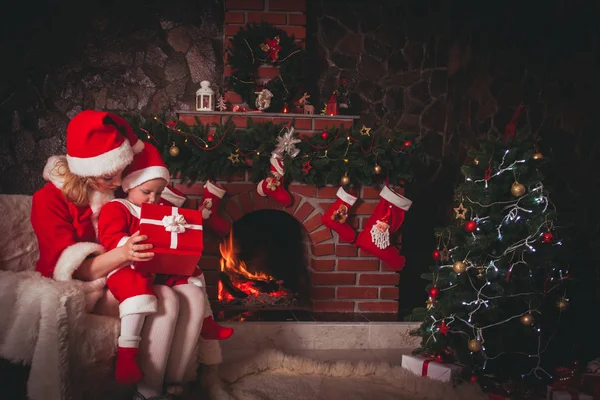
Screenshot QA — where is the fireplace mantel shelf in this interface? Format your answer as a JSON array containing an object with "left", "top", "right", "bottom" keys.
[{"left": 176, "top": 110, "right": 361, "bottom": 120}]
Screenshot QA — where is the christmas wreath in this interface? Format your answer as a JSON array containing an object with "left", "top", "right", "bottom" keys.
[{"left": 227, "top": 22, "right": 304, "bottom": 113}]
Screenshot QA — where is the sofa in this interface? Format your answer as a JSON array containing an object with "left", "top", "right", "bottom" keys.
[{"left": 0, "top": 194, "right": 221, "bottom": 400}]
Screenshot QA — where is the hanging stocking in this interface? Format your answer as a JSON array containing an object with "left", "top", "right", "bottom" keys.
[
  {"left": 257, "top": 155, "right": 292, "bottom": 207},
  {"left": 200, "top": 181, "right": 230, "bottom": 237},
  {"left": 356, "top": 186, "right": 412, "bottom": 270},
  {"left": 321, "top": 187, "right": 358, "bottom": 243}
]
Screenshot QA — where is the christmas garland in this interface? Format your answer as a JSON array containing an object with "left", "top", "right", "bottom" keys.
[
  {"left": 227, "top": 22, "right": 304, "bottom": 113},
  {"left": 125, "top": 114, "right": 428, "bottom": 187}
]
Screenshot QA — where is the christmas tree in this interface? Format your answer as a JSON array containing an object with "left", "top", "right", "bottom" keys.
[
  {"left": 217, "top": 95, "right": 227, "bottom": 111},
  {"left": 411, "top": 106, "right": 570, "bottom": 387}
]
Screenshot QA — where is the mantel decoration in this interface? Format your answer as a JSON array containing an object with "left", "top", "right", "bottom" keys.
[
  {"left": 196, "top": 80, "right": 214, "bottom": 111},
  {"left": 227, "top": 22, "right": 304, "bottom": 113},
  {"left": 125, "top": 114, "right": 427, "bottom": 187}
]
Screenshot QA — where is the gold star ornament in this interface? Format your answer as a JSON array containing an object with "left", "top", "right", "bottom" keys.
[
  {"left": 360, "top": 125, "right": 371, "bottom": 136},
  {"left": 426, "top": 298, "right": 434, "bottom": 310},
  {"left": 454, "top": 202, "right": 467, "bottom": 220},
  {"left": 228, "top": 152, "right": 241, "bottom": 164}
]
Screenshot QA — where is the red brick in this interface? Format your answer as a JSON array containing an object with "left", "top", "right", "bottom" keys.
[
  {"left": 222, "top": 182, "right": 256, "bottom": 195},
  {"left": 203, "top": 238, "right": 221, "bottom": 255},
  {"left": 357, "top": 301, "right": 398, "bottom": 313},
  {"left": 272, "top": 117, "right": 312, "bottom": 130},
  {"left": 224, "top": 91, "right": 243, "bottom": 105},
  {"left": 226, "top": 0, "right": 264, "bottom": 10},
  {"left": 280, "top": 26, "right": 306, "bottom": 40},
  {"left": 175, "top": 182, "right": 205, "bottom": 196},
  {"left": 358, "top": 248, "right": 376, "bottom": 258},
  {"left": 269, "top": 0, "right": 306, "bottom": 12},
  {"left": 216, "top": 169, "right": 246, "bottom": 181},
  {"left": 313, "top": 243, "right": 335, "bottom": 256},
  {"left": 178, "top": 114, "right": 221, "bottom": 126},
  {"left": 310, "top": 227, "right": 332, "bottom": 244},
  {"left": 199, "top": 256, "right": 221, "bottom": 271},
  {"left": 317, "top": 186, "right": 339, "bottom": 198},
  {"left": 303, "top": 213, "right": 323, "bottom": 233},
  {"left": 355, "top": 201, "right": 378, "bottom": 215},
  {"left": 283, "top": 200, "right": 299, "bottom": 215},
  {"left": 313, "top": 118, "right": 354, "bottom": 130},
  {"left": 311, "top": 259, "right": 335, "bottom": 271},
  {"left": 257, "top": 66, "right": 280, "bottom": 78},
  {"left": 224, "top": 25, "right": 244, "bottom": 37},
  {"left": 318, "top": 201, "right": 334, "bottom": 213},
  {"left": 224, "top": 200, "right": 244, "bottom": 221},
  {"left": 238, "top": 191, "right": 254, "bottom": 213},
  {"left": 312, "top": 273, "right": 356, "bottom": 285},
  {"left": 224, "top": 65, "right": 233, "bottom": 77},
  {"left": 294, "top": 201, "right": 315, "bottom": 222},
  {"left": 289, "top": 184, "right": 317, "bottom": 197},
  {"left": 349, "top": 218, "right": 359, "bottom": 230},
  {"left": 335, "top": 245, "right": 358, "bottom": 257},
  {"left": 247, "top": 12, "right": 287, "bottom": 24},
  {"left": 183, "top": 198, "right": 198, "bottom": 209},
  {"left": 359, "top": 273, "right": 400, "bottom": 285},
  {"left": 337, "top": 259, "right": 379, "bottom": 271},
  {"left": 225, "top": 11, "right": 245, "bottom": 23},
  {"left": 312, "top": 301, "right": 354, "bottom": 312},
  {"left": 230, "top": 116, "right": 248, "bottom": 128},
  {"left": 287, "top": 13, "right": 306, "bottom": 25},
  {"left": 361, "top": 186, "right": 380, "bottom": 199},
  {"left": 337, "top": 287, "right": 378, "bottom": 299},
  {"left": 311, "top": 286, "right": 335, "bottom": 299},
  {"left": 206, "top": 286, "right": 218, "bottom": 300},
  {"left": 380, "top": 287, "right": 399, "bottom": 300},
  {"left": 203, "top": 270, "right": 220, "bottom": 285}
]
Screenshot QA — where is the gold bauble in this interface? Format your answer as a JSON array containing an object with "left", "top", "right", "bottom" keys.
[
  {"left": 169, "top": 143, "right": 180, "bottom": 157},
  {"left": 374, "top": 164, "right": 382, "bottom": 175},
  {"left": 520, "top": 314, "right": 534, "bottom": 326},
  {"left": 511, "top": 182, "right": 526, "bottom": 197},
  {"left": 453, "top": 261, "right": 467, "bottom": 274},
  {"left": 474, "top": 158, "right": 480, "bottom": 165},
  {"left": 557, "top": 298, "right": 569, "bottom": 311},
  {"left": 532, "top": 152, "right": 544, "bottom": 160},
  {"left": 468, "top": 339, "right": 482, "bottom": 352},
  {"left": 340, "top": 174, "right": 350, "bottom": 186}
]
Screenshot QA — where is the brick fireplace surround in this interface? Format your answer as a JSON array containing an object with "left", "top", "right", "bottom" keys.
[{"left": 172, "top": 0, "right": 405, "bottom": 314}]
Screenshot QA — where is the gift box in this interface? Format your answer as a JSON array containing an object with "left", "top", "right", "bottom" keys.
[
  {"left": 547, "top": 384, "right": 593, "bottom": 400},
  {"left": 137, "top": 203, "right": 203, "bottom": 275},
  {"left": 401, "top": 354, "right": 462, "bottom": 382}
]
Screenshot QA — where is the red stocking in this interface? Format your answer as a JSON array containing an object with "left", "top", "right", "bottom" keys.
[
  {"left": 356, "top": 186, "right": 412, "bottom": 270},
  {"left": 257, "top": 155, "right": 292, "bottom": 207},
  {"left": 321, "top": 187, "right": 358, "bottom": 243},
  {"left": 201, "top": 181, "right": 230, "bottom": 237}
]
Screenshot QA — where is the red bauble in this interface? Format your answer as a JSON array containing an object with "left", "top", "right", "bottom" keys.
[
  {"left": 207, "top": 134, "right": 215, "bottom": 142},
  {"left": 542, "top": 231, "right": 553, "bottom": 243},
  {"left": 432, "top": 249, "right": 441, "bottom": 261},
  {"left": 321, "top": 131, "right": 329, "bottom": 140},
  {"left": 403, "top": 140, "right": 412, "bottom": 147},
  {"left": 469, "top": 375, "right": 478, "bottom": 383},
  {"left": 428, "top": 287, "right": 439, "bottom": 299},
  {"left": 435, "top": 354, "right": 444, "bottom": 363},
  {"left": 464, "top": 220, "right": 477, "bottom": 233}
]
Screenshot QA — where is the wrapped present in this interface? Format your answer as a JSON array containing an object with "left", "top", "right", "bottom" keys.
[
  {"left": 401, "top": 354, "right": 462, "bottom": 382},
  {"left": 547, "top": 383, "right": 593, "bottom": 400},
  {"left": 137, "top": 203, "right": 203, "bottom": 275}
]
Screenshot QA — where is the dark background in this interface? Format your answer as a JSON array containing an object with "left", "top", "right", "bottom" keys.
[{"left": 1, "top": 0, "right": 598, "bottom": 362}]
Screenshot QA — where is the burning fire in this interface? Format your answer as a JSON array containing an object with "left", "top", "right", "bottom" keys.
[{"left": 218, "top": 230, "right": 288, "bottom": 303}]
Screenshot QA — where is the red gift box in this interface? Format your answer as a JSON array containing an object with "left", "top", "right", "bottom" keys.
[{"left": 137, "top": 203, "right": 203, "bottom": 275}]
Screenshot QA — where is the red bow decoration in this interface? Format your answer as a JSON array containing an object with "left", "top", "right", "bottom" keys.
[
  {"left": 260, "top": 36, "right": 282, "bottom": 62},
  {"left": 503, "top": 104, "right": 527, "bottom": 143},
  {"left": 166, "top": 120, "right": 178, "bottom": 129}
]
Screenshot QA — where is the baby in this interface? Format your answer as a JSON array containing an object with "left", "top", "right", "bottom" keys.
[{"left": 98, "top": 142, "right": 232, "bottom": 385}]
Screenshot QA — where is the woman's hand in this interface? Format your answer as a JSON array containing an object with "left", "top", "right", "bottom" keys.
[{"left": 122, "top": 231, "right": 154, "bottom": 263}]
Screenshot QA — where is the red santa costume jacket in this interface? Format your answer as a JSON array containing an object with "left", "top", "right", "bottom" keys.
[{"left": 31, "top": 156, "right": 113, "bottom": 280}]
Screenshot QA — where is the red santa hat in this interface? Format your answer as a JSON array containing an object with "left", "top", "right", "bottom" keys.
[
  {"left": 66, "top": 110, "right": 144, "bottom": 177},
  {"left": 121, "top": 142, "right": 171, "bottom": 192}
]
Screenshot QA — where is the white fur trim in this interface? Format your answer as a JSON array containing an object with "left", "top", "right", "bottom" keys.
[
  {"left": 256, "top": 179, "right": 267, "bottom": 197},
  {"left": 131, "top": 139, "right": 145, "bottom": 154},
  {"left": 162, "top": 186, "right": 186, "bottom": 207},
  {"left": 122, "top": 165, "right": 170, "bottom": 192},
  {"left": 67, "top": 140, "right": 134, "bottom": 177},
  {"left": 53, "top": 242, "right": 106, "bottom": 281},
  {"left": 118, "top": 335, "right": 141, "bottom": 348},
  {"left": 270, "top": 156, "right": 284, "bottom": 176},
  {"left": 111, "top": 198, "right": 141, "bottom": 218},
  {"left": 119, "top": 294, "right": 158, "bottom": 318},
  {"left": 204, "top": 181, "right": 226, "bottom": 198},
  {"left": 188, "top": 276, "right": 205, "bottom": 287},
  {"left": 336, "top": 186, "right": 357, "bottom": 206},
  {"left": 380, "top": 186, "right": 412, "bottom": 211},
  {"left": 42, "top": 155, "right": 66, "bottom": 188},
  {"left": 117, "top": 236, "right": 130, "bottom": 248}
]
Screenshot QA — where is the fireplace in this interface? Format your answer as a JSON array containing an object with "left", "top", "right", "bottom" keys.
[{"left": 218, "top": 209, "right": 311, "bottom": 309}]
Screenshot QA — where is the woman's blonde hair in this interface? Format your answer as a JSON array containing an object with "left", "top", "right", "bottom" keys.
[{"left": 51, "top": 157, "right": 102, "bottom": 206}]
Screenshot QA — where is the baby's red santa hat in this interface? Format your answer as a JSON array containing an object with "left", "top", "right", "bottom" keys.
[
  {"left": 66, "top": 110, "right": 144, "bottom": 177},
  {"left": 121, "top": 142, "right": 170, "bottom": 192}
]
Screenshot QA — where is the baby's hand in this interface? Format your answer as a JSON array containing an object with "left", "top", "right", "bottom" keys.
[{"left": 123, "top": 231, "right": 154, "bottom": 262}]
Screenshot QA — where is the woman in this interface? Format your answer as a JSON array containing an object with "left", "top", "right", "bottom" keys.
[{"left": 30, "top": 110, "right": 203, "bottom": 400}]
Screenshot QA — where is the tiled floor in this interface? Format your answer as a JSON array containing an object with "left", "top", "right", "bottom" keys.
[{"left": 214, "top": 309, "right": 400, "bottom": 322}]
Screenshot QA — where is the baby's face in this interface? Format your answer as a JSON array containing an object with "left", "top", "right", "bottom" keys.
[{"left": 127, "top": 178, "right": 168, "bottom": 207}]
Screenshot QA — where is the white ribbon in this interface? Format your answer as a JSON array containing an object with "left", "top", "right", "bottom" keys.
[{"left": 140, "top": 207, "right": 203, "bottom": 249}]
